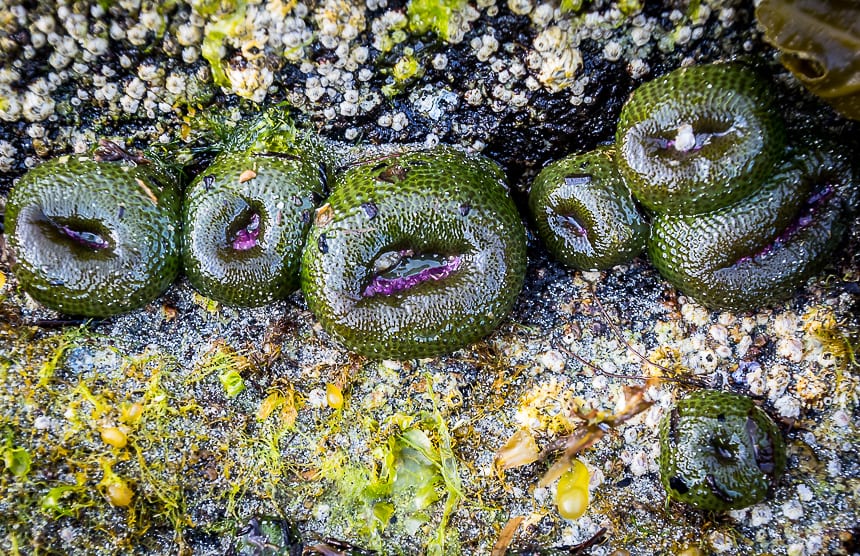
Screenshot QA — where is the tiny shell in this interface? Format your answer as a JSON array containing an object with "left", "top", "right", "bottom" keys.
[{"left": 238, "top": 169, "right": 257, "bottom": 183}]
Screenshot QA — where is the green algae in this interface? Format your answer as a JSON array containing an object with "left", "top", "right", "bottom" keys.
[{"left": 407, "top": 0, "right": 468, "bottom": 43}]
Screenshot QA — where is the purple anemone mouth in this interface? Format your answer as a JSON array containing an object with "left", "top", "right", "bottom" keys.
[
  {"left": 363, "top": 251, "right": 462, "bottom": 297},
  {"left": 58, "top": 223, "right": 110, "bottom": 250},
  {"left": 559, "top": 214, "right": 588, "bottom": 237},
  {"left": 736, "top": 184, "right": 834, "bottom": 264},
  {"left": 231, "top": 212, "right": 261, "bottom": 251}
]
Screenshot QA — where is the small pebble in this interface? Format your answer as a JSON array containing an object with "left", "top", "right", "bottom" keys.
[{"left": 782, "top": 499, "right": 804, "bottom": 520}]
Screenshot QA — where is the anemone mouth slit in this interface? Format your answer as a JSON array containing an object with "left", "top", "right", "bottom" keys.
[
  {"left": 556, "top": 213, "right": 588, "bottom": 237},
  {"left": 228, "top": 209, "right": 262, "bottom": 251},
  {"left": 46, "top": 216, "right": 112, "bottom": 251},
  {"left": 733, "top": 183, "right": 835, "bottom": 266},
  {"left": 710, "top": 436, "right": 737, "bottom": 463},
  {"left": 649, "top": 118, "right": 736, "bottom": 155},
  {"left": 363, "top": 250, "right": 462, "bottom": 297}
]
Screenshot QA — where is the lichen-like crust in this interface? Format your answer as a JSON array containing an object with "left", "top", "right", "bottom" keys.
[
  {"left": 616, "top": 63, "right": 785, "bottom": 215},
  {"left": 528, "top": 146, "right": 648, "bottom": 270},
  {"left": 5, "top": 154, "right": 181, "bottom": 317},
  {"left": 182, "top": 152, "right": 325, "bottom": 307},
  {"left": 648, "top": 148, "right": 848, "bottom": 311},
  {"left": 659, "top": 390, "right": 786, "bottom": 512},
  {"left": 301, "top": 146, "right": 527, "bottom": 359}
]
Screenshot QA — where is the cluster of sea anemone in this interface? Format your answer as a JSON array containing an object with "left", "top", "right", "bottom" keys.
[
  {"left": 8, "top": 62, "right": 847, "bottom": 516},
  {"left": 6, "top": 62, "right": 857, "bottom": 361},
  {"left": 5, "top": 123, "right": 526, "bottom": 360},
  {"left": 529, "top": 62, "right": 857, "bottom": 312}
]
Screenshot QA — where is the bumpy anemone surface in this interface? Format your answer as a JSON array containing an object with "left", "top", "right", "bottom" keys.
[
  {"left": 182, "top": 151, "right": 325, "bottom": 307},
  {"left": 528, "top": 146, "right": 649, "bottom": 271},
  {"left": 616, "top": 63, "right": 785, "bottom": 215},
  {"left": 300, "top": 146, "right": 527, "bottom": 359},
  {"left": 659, "top": 389, "right": 786, "bottom": 512},
  {"left": 648, "top": 147, "right": 848, "bottom": 311},
  {"left": 5, "top": 147, "right": 181, "bottom": 317}
]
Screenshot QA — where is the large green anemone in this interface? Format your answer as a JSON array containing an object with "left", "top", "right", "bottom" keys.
[
  {"left": 614, "top": 62, "right": 852, "bottom": 311},
  {"left": 5, "top": 142, "right": 181, "bottom": 317},
  {"left": 648, "top": 146, "right": 849, "bottom": 311},
  {"left": 300, "top": 146, "right": 527, "bottom": 359},
  {"left": 616, "top": 63, "right": 785, "bottom": 215}
]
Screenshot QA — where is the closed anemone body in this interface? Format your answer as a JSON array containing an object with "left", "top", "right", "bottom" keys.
[
  {"left": 648, "top": 147, "right": 848, "bottom": 311},
  {"left": 616, "top": 63, "right": 785, "bottom": 215},
  {"left": 5, "top": 152, "right": 181, "bottom": 317},
  {"left": 301, "top": 146, "right": 527, "bottom": 359},
  {"left": 659, "top": 390, "right": 786, "bottom": 512},
  {"left": 182, "top": 151, "right": 325, "bottom": 306},
  {"left": 528, "top": 146, "right": 649, "bottom": 270}
]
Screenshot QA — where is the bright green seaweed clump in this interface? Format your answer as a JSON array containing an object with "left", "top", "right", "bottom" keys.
[
  {"left": 659, "top": 390, "right": 786, "bottom": 512},
  {"left": 407, "top": 0, "right": 469, "bottom": 43},
  {"left": 5, "top": 141, "right": 181, "bottom": 317},
  {"left": 301, "top": 145, "right": 527, "bottom": 360},
  {"left": 528, "top": 146, "right": 648, "bottom": 271},
  {"left": 614, "top": 62, "right": 854, "bottom": 312}
]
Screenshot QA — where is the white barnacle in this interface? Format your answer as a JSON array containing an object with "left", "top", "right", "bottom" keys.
[{"left": 673, "top": 124, "right": 696, "bottom": 152}]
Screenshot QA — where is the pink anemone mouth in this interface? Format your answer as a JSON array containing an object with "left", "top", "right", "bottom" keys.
[
  {"left": 363, "top": 251, "right": 462, "bottom": 297},
  {"left": 57, "top": 223, "right": 110, "bottom": 250},
  {"left": 230, "top": 212, "right": 261, "bottom": 251}
]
